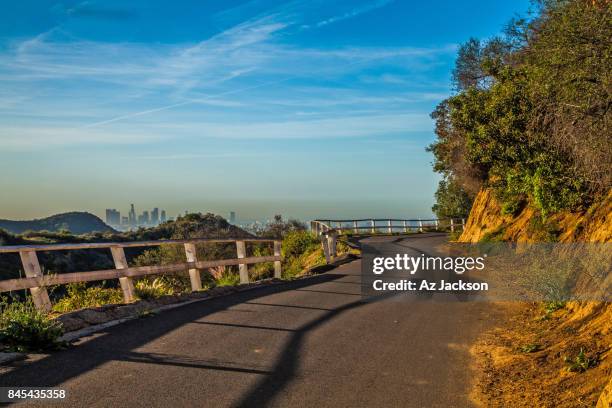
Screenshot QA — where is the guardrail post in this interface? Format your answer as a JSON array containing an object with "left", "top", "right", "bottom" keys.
[
  {"left": 461, "top": 218, "right": 466, "bottom": 231},
  {"left": 18, "top": 250, "right": 52, "bottom": 312},
  {"left": 328, "top": 232, "right": 337, "bottom": 260},
  {"left": 387, "top": 220, "right": 392, "bottom": 233},
  {"left": 236, "top": 241, "right": 249, "bottom": 284},
  {"left": 419, "top": 219, "right": 423, "bottom": 233},
  {"left": 273, "top": 241, "right": 282, "bottom": 279},
  {"left": 184, "top": 243, "right": 202, "bottom": 291},
  {"left": 353, "top": 220, "right": 358, "bottom": 234},
  {"left": 435, "top": 219, "right": 439, "bottom": 231},
  {"left": 403, "top": 220, "right": 408, "bottom": 233},
  {"left": 450, "top": 219, "right": 455, "bottom": 233},
  {"left": 321, "top": 234, "right": 331, "bottom": 263},
  {"left": 371, "top": 219, "right": 375, "bottom": 234},
  {"left": 110, "top": 246, "right": 136, "bottom": 303}
]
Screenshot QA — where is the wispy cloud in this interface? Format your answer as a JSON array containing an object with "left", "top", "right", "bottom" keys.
[
  {"left": 0, "top": 0, "right": 454, "bottom": 149},
  {"left": 311, "top": 0, "right": 395, "bottom": 28},
  {"left": 1, "top": 112, "right": 432, "bottom": 150}
]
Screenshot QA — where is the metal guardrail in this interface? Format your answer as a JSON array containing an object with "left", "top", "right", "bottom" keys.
[
  {"left": 310, "top": 218, "right": 466, "bottom": 235},
  {"left": 309, "top": 218, "right": 466, "bottom": 264},
  {"left": 0, "top": 238, "right": 282, "bottom": 312}
]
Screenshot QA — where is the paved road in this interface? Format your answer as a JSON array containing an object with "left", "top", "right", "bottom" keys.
[{"left": 0, "top": 233, "right": 501, "bottom": 407}]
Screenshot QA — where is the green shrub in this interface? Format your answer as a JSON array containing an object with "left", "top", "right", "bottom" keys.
[
  {"left": 53, "top": 283, "right": 124, "bottom": 313},
  {"left": 282, "top": 231, "right": 319, "bottom": 260},
  {"left": 0, "top": 297, "right": 64, "bottom": 352}
]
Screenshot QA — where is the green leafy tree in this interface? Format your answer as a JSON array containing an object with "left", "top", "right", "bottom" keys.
[{"left": 428, "top": 0, "right": 611, "bottom": 218}]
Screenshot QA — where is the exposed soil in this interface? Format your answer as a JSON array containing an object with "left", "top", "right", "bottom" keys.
[{"left": 470, "top": 302, "right": 612, "bottom": 407}]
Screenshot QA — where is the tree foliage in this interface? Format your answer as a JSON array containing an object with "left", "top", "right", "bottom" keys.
[{"left": 429, "top": 0, "right": 611, "bottom": 217}]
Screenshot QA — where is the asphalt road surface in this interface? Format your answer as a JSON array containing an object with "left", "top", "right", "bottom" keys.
[{"left": 0, "top": 233, "right": 501, "bottom": 407}]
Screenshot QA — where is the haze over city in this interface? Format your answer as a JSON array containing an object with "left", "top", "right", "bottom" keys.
[{"left": 1, "top": 0, "right": 530, "bottom": 222}]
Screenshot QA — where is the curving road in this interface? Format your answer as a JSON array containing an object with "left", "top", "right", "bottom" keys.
[{"left": 0, "top": 233, "right": 501, "bottom": 407}]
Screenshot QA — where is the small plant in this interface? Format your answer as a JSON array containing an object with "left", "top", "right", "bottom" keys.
[
  {"left": 137, "top": 309, "right": 157, "bottom": 318},
  {"left": 53, "top": 283, "right": 124, "bottom": 313},
  {"left": 134, "top": 278, "right": 175, "bottom": 300},
  {"left": 448, "top": 230, "right": 462, "bottom": 241},
  {"left": 565, "top": 348, "right": 597, "bottom": 373},
  {"left": 208, "top": 266, "right": 240, "bottom": 287},
  {"left": 519, "top": 343, "right": 542, "bottom": 353},
  {"left": 543, "top": 301, "right": 565, "bottom": 314},
  {"left": 0, "top": 297, "right": 64, "bottom": 352},
  {"left": 538, "top": 301, "right": 565, "bottom": 320}
]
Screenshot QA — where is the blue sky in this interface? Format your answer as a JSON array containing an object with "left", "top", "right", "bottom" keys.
[{"left": 0, "top": 0, "right": 531, "bottom": 222}]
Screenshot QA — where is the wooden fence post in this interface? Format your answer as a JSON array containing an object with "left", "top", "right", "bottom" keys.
[
  {"left": 273, "top": 241, "right": 282, "bottom": 279},
  {"left": 403, "top": 220, "right": 408, "bottom": 233},
  {"left": 371, "top": 219, "right": 375, "bottom": 234},
  {"left": 353, "top": 220, "right": 358, "bottom": 234},
  {"left": 321, "top": 234, "right": 331, "bottom": 264},
  {"left": 19, "top": 250, "right": 51, "bottom": 312},
  {"left": 110, "top": 246, "right": 136, "bottom": 303},
  {"left": 328, "top": 233, "right": 337, "bottom": 260},
  {"left": 461, "top": 218, "right": 466, "bottom": 231},
  {"left": 236, "top": 241, "right": 249, "bottom": 284},
  {"left": 450, "top": 219, "right": 455, "bottom": 233},
  {"left": 419, "top": 219, "right": 423, "bottom": 233},
  {"left": 388, "top": 220, "right": 392, "bottom": 234},
  {"left": 184, "top": 243, "right": 202, "bottom": 291},
  {"left": 435, "top": 219, "right": 439, "bottom": 231}
]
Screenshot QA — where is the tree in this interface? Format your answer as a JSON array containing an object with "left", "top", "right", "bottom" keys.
[{"left": 432, "top": 177, "right": 472, "bottom": 219}]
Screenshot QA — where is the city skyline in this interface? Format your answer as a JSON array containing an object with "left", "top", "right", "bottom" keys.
[
  {"left": 105, "top": 204, "right": 169, "bottom": 229},
  {"left": 0, "top": 1, "right": 532, "bottom": 220}
]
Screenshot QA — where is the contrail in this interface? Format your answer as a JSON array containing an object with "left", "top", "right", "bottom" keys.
[
  {"left": 82, "top": 52, "right": 404, "bottom": 129},
  {"left": 82, "top": 75, "right": 298, "bottom": 128},
  {"left": 83, "top": 101, "right": 194, "bottom": 128}
]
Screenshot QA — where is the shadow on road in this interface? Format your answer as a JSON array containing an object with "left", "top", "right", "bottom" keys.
[{"left": 0, "top": 272, "right": 359, "bottom": 391}]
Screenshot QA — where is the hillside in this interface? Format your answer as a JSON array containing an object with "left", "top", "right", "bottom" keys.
[
  {"left": 459, "top": 189, "right": 612, "bottom": 243},
  {"left": 0, "top": 212, "right": 115, "bottom": 235},
  {"left": 0, "top": 212, "right": 254, "bottom": 281},
  {"left": 461, "top": 190, "right": 612, "bottom": 407},
  {"left": 424, "top": 1, "right": 611, "bottom": 405}
]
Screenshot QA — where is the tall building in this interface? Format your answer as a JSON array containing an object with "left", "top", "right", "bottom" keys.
[
  {"left": 105, "top": 209, "right": 120, "bottom": 226},
  {"left": 151, "top": 208, "right": 159, "bottom": 225},
  {"left": 128, "top": 204, "right": 136, "bottom": 226},
  {"left": 229, "top": 211, "right": 236, "bottom": 224},
  {"left": 142, "top": 210, "right": 150, "bottom": 225},
  {"left": 121, "top": 216, "right": 129, "bottom": 225},
  {"left": 160, "top": 210, "right": 167, "bottom": 223}
]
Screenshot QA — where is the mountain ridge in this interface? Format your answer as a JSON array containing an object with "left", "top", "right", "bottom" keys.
[{"left": 0, "top": 212, "right": 115, "bottom": 235}]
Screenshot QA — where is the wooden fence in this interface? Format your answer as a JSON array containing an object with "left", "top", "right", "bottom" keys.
[{"left": 0, "top": 238, "right": 282, "bottom": 312}]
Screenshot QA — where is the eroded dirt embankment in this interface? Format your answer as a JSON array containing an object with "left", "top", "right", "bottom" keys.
[{"left": 460, "top": 189, "right": 612, "bottom": 407}]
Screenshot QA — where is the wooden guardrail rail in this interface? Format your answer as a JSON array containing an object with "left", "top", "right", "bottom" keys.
[
  {"left": 310, "top": 218, "right": 466, "bottom": 264},
  {"left": 0, "top": 238, "right": 282, "bottom": 312}
]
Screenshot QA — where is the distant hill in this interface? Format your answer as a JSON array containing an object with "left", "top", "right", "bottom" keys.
[
  {"left": 0, "top": 212, "right": 255, "bottom": 281},
  {"left": 0, "top": 212, "right": 115, "bottom": 235}
]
